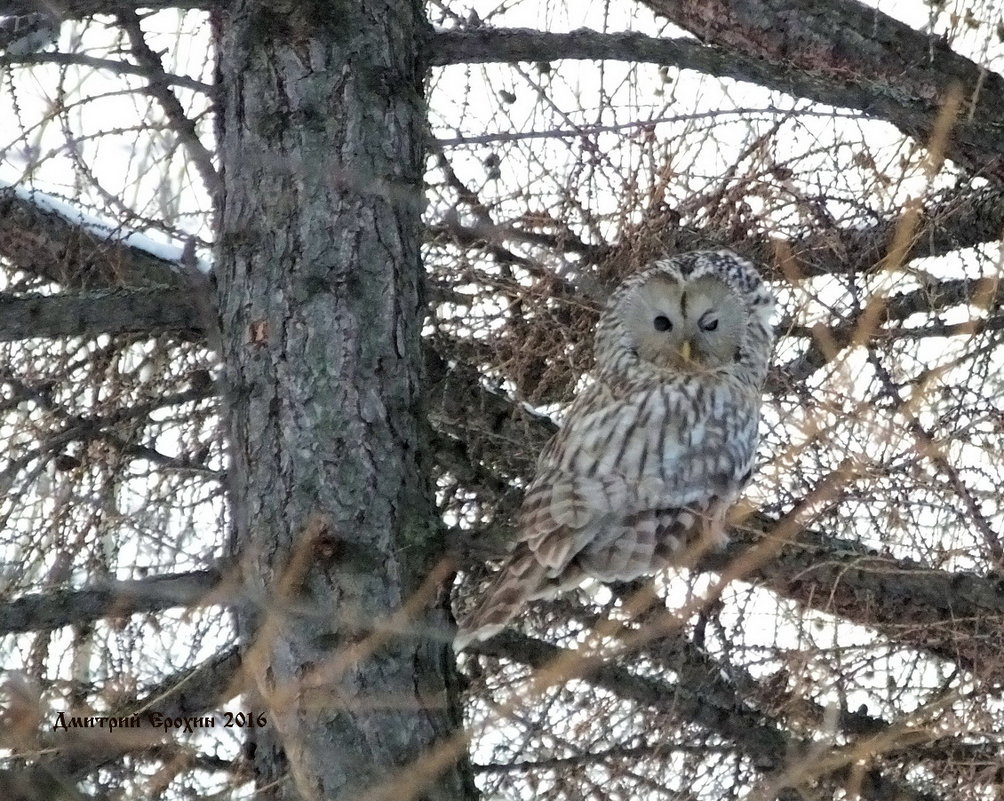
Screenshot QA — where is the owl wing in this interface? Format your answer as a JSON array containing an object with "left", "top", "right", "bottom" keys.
[{"left": 452, "top": 471, "right": 626, "bottom": 649}]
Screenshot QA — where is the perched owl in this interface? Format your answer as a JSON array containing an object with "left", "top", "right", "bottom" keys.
[{"left": 455, "top": 250, "right": 775, "bottom": 649}]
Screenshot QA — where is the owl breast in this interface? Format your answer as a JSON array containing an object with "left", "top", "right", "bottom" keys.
[{"left": 554, "top": 376, "right": 758, "bottom": 511}]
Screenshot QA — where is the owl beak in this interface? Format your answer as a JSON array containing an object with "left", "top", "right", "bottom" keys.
[{"left": 678, "top": 339, "right": 693, "bottom": 362}]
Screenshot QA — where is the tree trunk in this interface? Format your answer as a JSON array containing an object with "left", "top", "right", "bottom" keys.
[{"left": 214, "top": 2, "right": 474, "bottom": 799}]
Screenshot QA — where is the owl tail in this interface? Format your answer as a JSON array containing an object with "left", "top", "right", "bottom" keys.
[{"left": 454, "top": 548, "right": 548, "bottom": 651}]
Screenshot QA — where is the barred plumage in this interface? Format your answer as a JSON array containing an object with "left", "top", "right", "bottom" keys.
[{"left": 455, "top": 250, "right": 775, "bottom": 648}]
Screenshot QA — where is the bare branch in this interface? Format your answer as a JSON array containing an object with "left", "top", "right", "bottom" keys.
[
  {"left": 432, "top": 19, "right": 1004, "bottom": 182},
  {"left": 0, "top": 187, "right": 190, "bottom": 289},
  {"left": 0, "top": 1, "right": 206, "bottom": 18},
  {"left": 723, "top": 514, "right": 1004, "bottom": 675},
  {"left": 640, "top": 0, "right": 1004, "bottom": 182},
  {"left": 117, "top": 10, "right": 221, "bottom": 199},
  {"left": 0, "top": 50, "right": 212, "bottom": 92},
  {"left": 477, "top": 631, "right": 944, "bottom": 801},
  {"left": 0, "top": 567, "right": 229, "bottom": 635},
  {"left": 0, "top": 289, "right": 202, "bottom": 341}
]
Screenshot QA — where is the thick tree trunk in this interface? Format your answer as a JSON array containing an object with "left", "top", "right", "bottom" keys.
[{"left": 214, "top": 2, "right": 473, "bottom": 800}]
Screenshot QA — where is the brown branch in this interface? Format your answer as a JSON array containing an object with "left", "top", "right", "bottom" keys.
[
  {"left": 1, "top": 537, "right": 999, "bottom": 785},
  {"left": 0, "top": 646, "right": 241, "bottom": 801},
  {"left": 474, "top": 630, "right": 788, "bottom": 766},
  {"left": 455, "top": 503, "right": 1004, "bottom": 681},
  {"left": 640, "top": 0, "right": 1004, "bottom": 181},
  {"left": 754, "top": 185, "right": 1004, "bottom": 280},
  {"left": 430, "top": 27, "right": 703, "bottom": 69},
  {"left": 4, "top": 177, "right": 1003, "bottom": 310},
  {"left": 47, "top": 647, "right": 242, "bottom": 780},
  {"left": 2, "top": 207, "right": 999, "bottom": 404},
  {"left": 772, "top": 276, "right": 1004, "bottom": 389},
  {"left": 718, "top": 515, "right": 1004, "bottom": 675},
  {"left": 0, "top": 385, "right": 218, "bottom": 498},
  {"left": 0, "top": 187, "right": 190, "bottom": 289}
]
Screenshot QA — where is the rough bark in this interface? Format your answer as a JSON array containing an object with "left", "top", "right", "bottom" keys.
[
  {"left": 0, "top": 288, "right": 202, "bottom": 341},
  {"left": 640, "top": 0, "right": 1004, "bottom": 181},
  {"left": 214, "top": 2, "right": 473, "bottom": 800}
]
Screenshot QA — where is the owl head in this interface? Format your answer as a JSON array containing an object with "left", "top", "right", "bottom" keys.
[{"left": 595, "top": 250, "right": 775, "bottom": 376}]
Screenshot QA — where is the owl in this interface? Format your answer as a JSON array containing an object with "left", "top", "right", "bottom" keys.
[{"left": 454, "top": 250, "right": 775, "bottom": 649}]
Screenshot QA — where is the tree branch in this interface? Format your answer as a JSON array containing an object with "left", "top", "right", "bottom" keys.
[
  {"left": 432, "top": 17, "right": 1004, "bottom": 182},
  {"left": 117, "top": 9, "right": 221, "bottom": 199},
  {"left": 5, "top": 177, "right": 1004, "bottom": 310},
  {"left": 46, "top": 647, "right": 242, "bottom": 780},
  {"left": 0, "top": 51, "right": 211, "bottom": 92},
  {"left": 719, "top": 514, "right": 1004, "bottom": 674},
  {"left": 773, "top": 275, "right": 1004, "bottom": 388},
  {"left": 0, "top": 567, "right": 231, "bottom": 635},
  {"left": 0, "top": 187, "right": 191, "bottom": 289},
  {"left": 640, "top": 0, "right": 1004, "bottom": 182},
  {"left": 476, "top": 631, "right": 943, "bottom": 801},
  {"left": 0, "top": 1, "right": 205, "bottom": 17},
  {"left": 0, "top": 289, "right": 202, "bottom": 341}
]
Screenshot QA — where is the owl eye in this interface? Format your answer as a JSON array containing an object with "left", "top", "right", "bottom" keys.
[
  {"left": 699, "top": 316, "right": 719, "bottom": 332},
  {"left": 653, "top": 315, "right": 672, "bottom": 332}
]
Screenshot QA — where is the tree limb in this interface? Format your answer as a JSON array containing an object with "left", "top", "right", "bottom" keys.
[
  {"left": 0, "top": 187, "right": 190, "bottom": 289},
  {"left": 0, "top": 289, "right": 202, "bottom": 341},
  {"left": 476, "top": 631, "right": 943, "bottom": 801},
  {"left": 640, "top": 0, "right": 1004, "bottom": 181},
  {"left": 0, "top": 51, "right": 212, "bottom": 91},
  {"left": 0, "top": 566, "right": 232, "bottom": 635},
  {"left": 117, "top": 9, "right": 221, "bottom": 199},
  {"left": 720, "top": 514, "right": 1004, "bottom": 675},
  {"left": 0, "top": 1, "right": 205, "bottom": 17},
  {"left": 433, "top": 13, "right": 1004, "bottom": 183}
]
